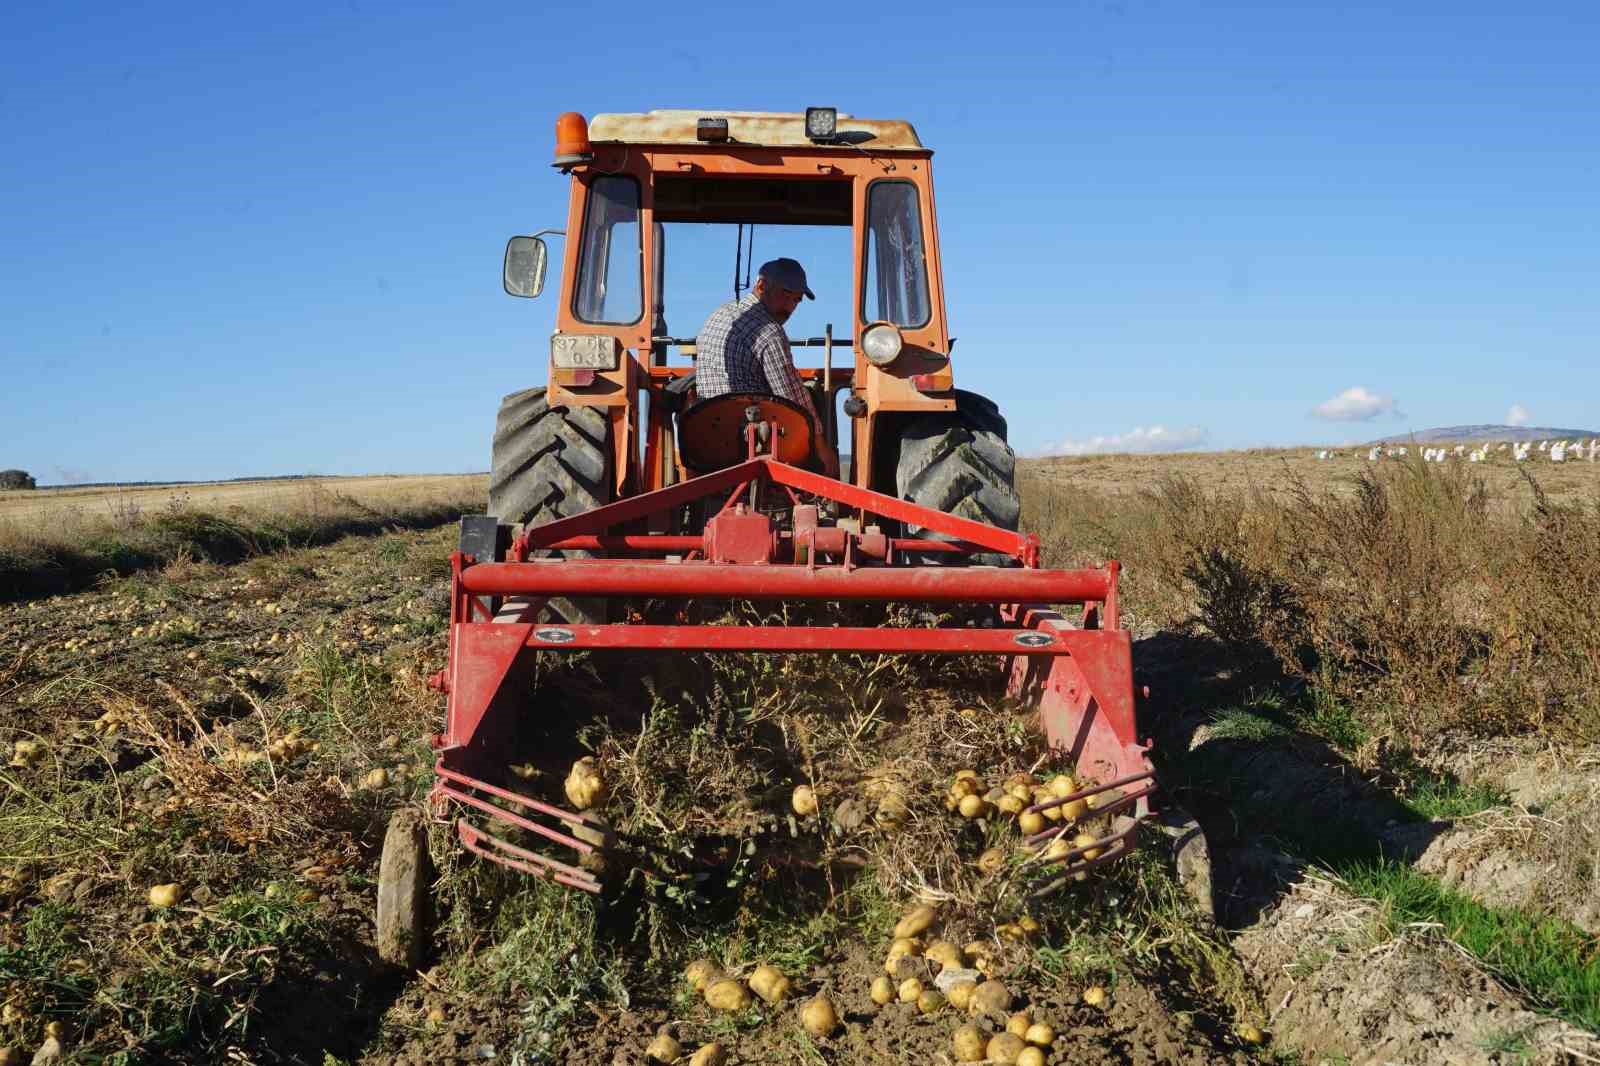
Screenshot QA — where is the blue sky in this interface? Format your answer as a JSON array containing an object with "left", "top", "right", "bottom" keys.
[{"left": 2, "top": 1, "right": 1596, "bottom": 482}]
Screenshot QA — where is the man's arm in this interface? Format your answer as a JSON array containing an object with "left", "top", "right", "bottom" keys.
[
  {"left": 754, "top": 328, "right": 816, "bottom": 418},
  {"left": 756, "top": 328, "right": 837, "bottom": 476}
]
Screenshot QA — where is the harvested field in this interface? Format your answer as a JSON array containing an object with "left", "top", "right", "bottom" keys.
[
  {"left": 0, "top": 474, "right": 485, "bottom": 600},
  {"left": 2, "top": 454, "right": 1597, "bottom": 1064},
  {"left": 0, "top": 475, "right": 485, "bottom": 528}
]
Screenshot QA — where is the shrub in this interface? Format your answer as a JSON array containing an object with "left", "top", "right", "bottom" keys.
[{"left": 0, "top": 469, "right": 36, "bottom": 490}]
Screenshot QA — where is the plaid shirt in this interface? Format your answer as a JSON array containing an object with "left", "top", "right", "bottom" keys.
[{"left": 694, "top": 292, "right": 816, "bottom": 416}]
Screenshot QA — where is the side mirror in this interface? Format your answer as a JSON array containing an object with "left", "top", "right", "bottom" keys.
[{"left": 503, "top": 235, "right": 548, "bottom": 298}]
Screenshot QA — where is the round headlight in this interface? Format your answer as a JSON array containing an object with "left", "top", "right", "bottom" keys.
[{"left": 861, "top": 322, "right": 903, "bottom": 366}]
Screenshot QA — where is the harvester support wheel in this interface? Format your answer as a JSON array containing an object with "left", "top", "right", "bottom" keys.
[
  {"left": 488, "top": 387, "right": 612, "bottom": 623},
  {"left": 895, "top": 389, "right": 1021, "bottom": 566},
  {"left": 376, "top": 807, "right": 432, "bottom": 969}
]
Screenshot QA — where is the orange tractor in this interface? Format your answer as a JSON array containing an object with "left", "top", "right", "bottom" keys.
[{"left": 376, "top": 110, "right": 1180, "bottom": 965}]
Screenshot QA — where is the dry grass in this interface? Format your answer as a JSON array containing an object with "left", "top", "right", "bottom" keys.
[
  {"left": 1021, "top": 451, "right": 1600, "bottom": 745},
  {"left": 0, "top": 474, "right": 484, "bottom": 600}
]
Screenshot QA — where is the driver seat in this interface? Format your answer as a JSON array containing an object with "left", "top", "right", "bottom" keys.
[{"left": 676, "top": 392, "right": 818, "bottom": 473}]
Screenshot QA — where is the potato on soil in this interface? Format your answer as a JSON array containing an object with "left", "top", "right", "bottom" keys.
[
  {"left": 925, "top": 939, "right": 964, "bottom": 969},
  {"left": 970, "top": 979, "right": 1012, "bottom": 1016},
  {"left": 800, "top": 993, "right": 839, "bottom": 1038},
  {"left": 884, "top": 936, "right": 922, "bottom": 974},
  {"left": 957, "top": 793, "right": 990, "bottom": 819},
  {"left": 952, "top": 1024, "right": 987, "bottom": 1062},
  {"left": 1074, "top": 830, "right": 1103, "bottom": 860},
  {"left": 893, "top": 902, "right": 937, "bottom": 939},
  {"left": 897, "top": 977, "right": 924, "bottom": 1003},
  {"left": 1024, "top": 1021, "right": 1055, "bottom": 1046},
  {"left": 1083, "top": 984, "right": 1108, "bottom": 1007},
  {"left": 361, "top": 767, "right": 390, "bottom": 790},
  {"left": 1238, "top": 1023, "right": 1267, "bottom": 1045},
  {"left": 977, "top": 847, "right": 1007, "bottom": 875},
  {"left": 996, "top": 794, "right": 1025, "bottom": 815},
  {"left": 646, "top": 1032, "right": 683, "bottom": 1062},
  {"left": 147, "top": 883, "right": 183, "bottom": 909},
  {"left": 564, "top": 756, "right": 606, "bottom": 810},
  {"left": 1018, "top": 810, "right": 1045, "bottom": 835},
  {"left": 945, "top": 978, "right": 977, "bottom": 1010},
  {"left": 986, "top": 1032, "right": 1026, "bottom": 1064},
  {"left": 704, "top": 977, "right": 750, "bottom": 1011},
  {"left": 790, "top": 784, "right": 817, "bottom": 817},
  {"left": 1047, "top": 773, "right": 1077, "bottom": 798},
  {"left": 684, "top": 958, "right": 720, "bottom": 991},
  {"left": 869, "top": 975, "right": 895, "bottom": 1006},
  {"left": 748, "top": 962, "right": 791, "bottom": 1005},
  {"left": 949, "top": 776, "right": 980, "bottom": 798},
  {"left": 916, "top": 989, "right": 946, "bottom": 1014},
  {"left": 1060, "top": 797, "right": 1089, "bottom": 820},
  {"left": 1006, "top": 1010, "right": 1032, "bottom": 1037},
  {"left": 1017, "top": 1047, "right": 1046, "bottom": 1066},
  {"left": 688, "top": 1043, "right": 726, "bottom": 1066},
  {"left": 875, "top": 794, "right": 909, "bottom": 827}
]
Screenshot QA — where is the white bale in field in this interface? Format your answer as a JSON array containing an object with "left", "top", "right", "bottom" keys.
[
  {"left": 1552, "top": 443, "right": 1567, "bottom": 462},
  {"left": 1368, "top": 447, "right": 1381, "bottom": 461},
  {"left": 1539, "top": 441, "right": 1549, "bottom": 451}
]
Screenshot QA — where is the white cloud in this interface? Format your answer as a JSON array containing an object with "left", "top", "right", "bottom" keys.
[
  {"left": 1506, "top": 403, "right": 1530, "bottom": 427},
  {"left": 1312, "top": 386, "right": 1398, "bottom": 422},
  {"left": 1043, "top": 425, "right": 1208, "bottom": 456}
]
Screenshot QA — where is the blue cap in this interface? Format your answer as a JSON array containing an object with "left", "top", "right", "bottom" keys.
[{"left": 758, "top": 257, "right": 815, "bottom": 300}]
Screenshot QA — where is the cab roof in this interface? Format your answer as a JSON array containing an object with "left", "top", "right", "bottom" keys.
[{"left": 587, "top": 110, "right": 926, "bottom": 151}]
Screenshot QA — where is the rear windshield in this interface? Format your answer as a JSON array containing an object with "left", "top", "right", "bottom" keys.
[
  {"left": 573, "top": 175, "right": 643, "bottom": 325},
  {"left": 861, "top": 180, "right": 930, "bottom": 328}
]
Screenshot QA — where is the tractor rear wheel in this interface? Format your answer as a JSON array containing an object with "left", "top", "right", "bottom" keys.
[
  {"left": 895, "top": 389, "right": 1021, "bottom": 566},
  {"left": 488, "top": 387, "right": 611, "bottom": 623}
]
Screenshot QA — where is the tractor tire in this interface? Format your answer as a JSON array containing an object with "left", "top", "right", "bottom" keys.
[
  {"left": 488, "top": 387, "right": 611, "bottom": 624},
  {"left": 895, "top": 389, "right": 1020, "bottom": 566}
]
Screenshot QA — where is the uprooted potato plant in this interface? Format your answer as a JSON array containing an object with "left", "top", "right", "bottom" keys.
[{"left": 415, "top": 621, "right": 1257, "bottom": 1063}]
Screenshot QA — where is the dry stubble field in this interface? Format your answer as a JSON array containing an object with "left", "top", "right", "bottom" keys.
[{"left": 1, "top": 449, "right": 1598, "bottom": 1065}]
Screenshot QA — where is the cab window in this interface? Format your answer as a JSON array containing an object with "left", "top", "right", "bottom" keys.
[
  {"left": 573, "top": 175, "right": 643, "bottom": 325},
  {"left": 861, "top": 180, "right": 930, "bottom": 328}
]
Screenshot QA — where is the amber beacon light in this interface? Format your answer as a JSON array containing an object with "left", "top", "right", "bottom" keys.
[{"left": 553, "top": 112, "right": 593, "bottom": 168}]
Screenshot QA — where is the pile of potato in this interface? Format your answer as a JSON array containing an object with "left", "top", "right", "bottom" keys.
[
  {"left": 948, "top": 769, "right": 1106, "bottom": 870},
  {"left": 643, "top": 957, "right": 840, "bottom": 1064},
  {"left": 866, "top": 900, "right": 1102, "bottom": 1065}
]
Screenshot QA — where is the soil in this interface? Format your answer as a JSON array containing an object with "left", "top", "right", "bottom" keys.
[
  {"left": 1234, "top": 868, "right": 1599, "bottom": 1065},
  {"left": 3, "top": 527, "right": 1597, "bottom": 1064}
]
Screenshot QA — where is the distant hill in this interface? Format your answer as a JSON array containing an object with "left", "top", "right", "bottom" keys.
[{"left": 1372, "top": 424, "right": 1599, "bottom": 445}]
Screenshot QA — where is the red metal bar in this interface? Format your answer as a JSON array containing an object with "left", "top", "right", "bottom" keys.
[
  {"left": 460, "top": 559, "right": 1112, "bottom": 604},
  {"left": 547, "top": 535, "right": 703, "bottom": 552},
  {"left": 513, "top": 623, "right": 1072, "bottom": 653},
  {"left": 1023, "top": 770, "right": 1155, "bottom": 817},
  {"left": 520, "top": 459, "right": 766, "bottom": 548},
  {"left": 434, "top": 765, "right": 600, "bottom": 838},
  {"left": 762, "top": 460, "right": 1030, "bottom": 556},
  {"left": 541, "top": 534, "right": 971, "bottom": 555},
  {"left": 458, "top": 823, "right": 601, "bottom": 893}
]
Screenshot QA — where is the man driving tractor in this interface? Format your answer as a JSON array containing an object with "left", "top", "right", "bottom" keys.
[{"left": 694, "top": 257, "right": 841, "bottom": 476}]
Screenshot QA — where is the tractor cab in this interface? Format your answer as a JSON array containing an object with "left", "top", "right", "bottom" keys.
[{"left": 502, "top": 109, "right": 959, "bottom": 500}]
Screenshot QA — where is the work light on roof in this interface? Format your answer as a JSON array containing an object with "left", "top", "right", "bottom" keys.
[
  {"left": 805, "top": 107, "right": 837, "bottom": 142},
  {"left": 696, "top": 117, "right": 730, "bottom": 142}
]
